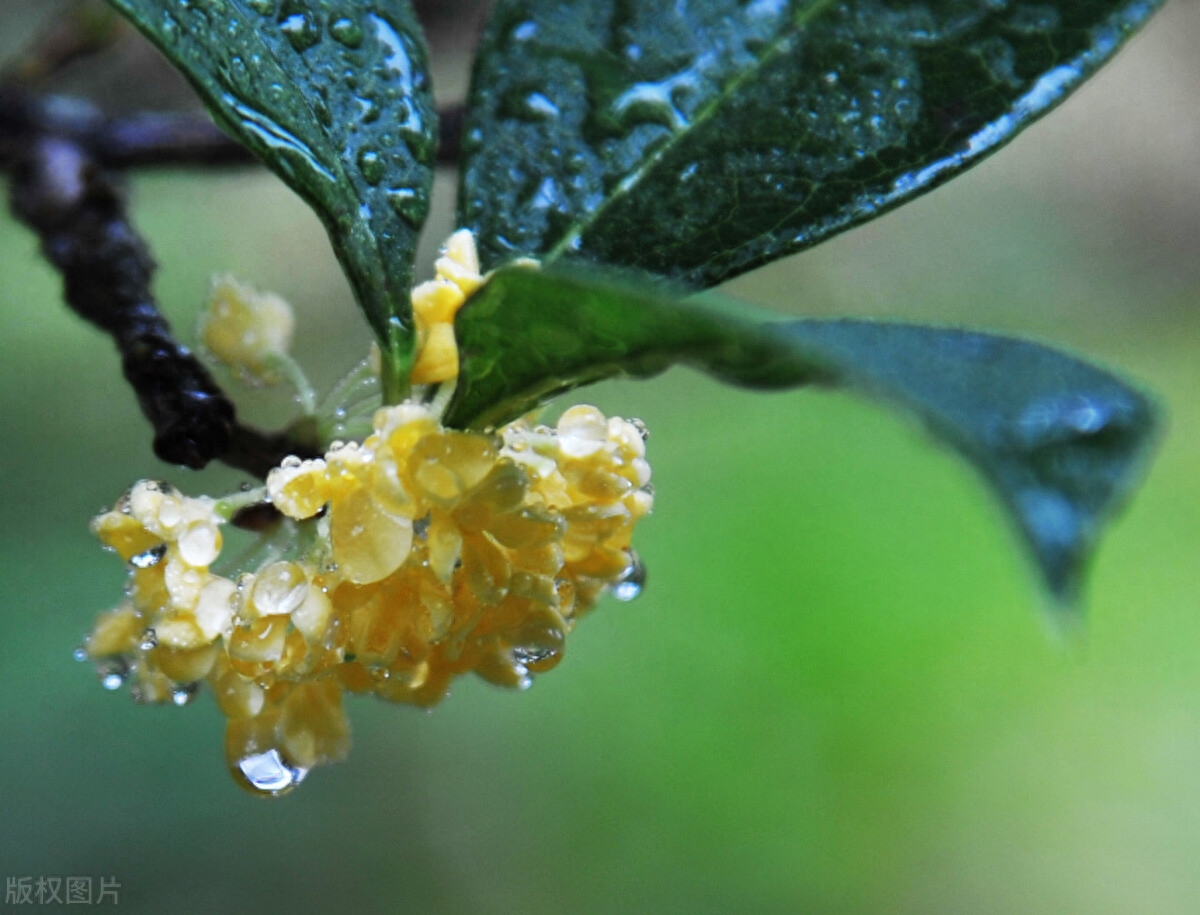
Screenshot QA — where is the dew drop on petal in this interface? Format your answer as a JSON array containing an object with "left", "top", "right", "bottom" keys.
[
  {"left": 251, "top": 562, "right": 309, "bottom": 617},
  {"left": 130, "top": 544, "right": 167, "bottom": 569},
  {"left": 178, "top": 523, "right": 221, "bottom": 567}
]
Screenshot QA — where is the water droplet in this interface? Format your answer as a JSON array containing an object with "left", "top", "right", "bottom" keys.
[
  {"left": 178, "top": 523, "right": 220, "bottom": 567},
  {"left": 102, "top": 671, "right": 125, "bottom": 691},
  {"left": 1015, "top": 394, "right": 1117, "bottom": 449},
  {"left": 250, "top": 562, "right": 308, "bottom": 616},
  {"left": 357, "top": 149, "right": 385, "bottom": 185},
  {"left": 139, "top": 629, "right": 158, "bottom": 652},
  {"left": 512, "top": 646, "right": 559, "bottom": 668},
  {"left": 328, "top": 15, "right": 363, "bottom": 47},
  {"left": 612, "top": 551, "right": 646, "bottom": 602},
  {"left": 385, "top": 187, "right": 428, "bottom": 225},
  {"left": 73, "top": 647, "right": 88, "bottom": 663},
  {"left": 612, "top": 71, "right": 699, "bottom": 132},
  {"left": 235, "top": 748, "right": 309, "bottom": 796},
  {"left": 281, "top": 455, "right": 302, "bottom": 469},
  {"left": 224, "top": 95, "right": 335, "bottom": 186},
  {"left": 280, "top": 12, "right": 320, "bottom": 52},
  {"left": 355, "top": 96, "right": 380, "bottom": 124},
  {"left": 529, "top": 177, "right": 558, "bottom": 211},
  {"left": 631, "top": 418, "right": 650, "bottom": 441},
  {"left": 130, "top": 544, "right": 167, "bottom": 569},
  {"left": 511, "top": 21, "right": 537, "bottom": 41},
  {"left": 172, "top": 684, "right": 198, "bottom": 707},
  {"left": 824, "top": 71, "right": 839, "bottom": 85},
  {"left": 161, "top": 11, "right": 180, "bottom": 42},
  {"left": 525, "top": 92, "right": 560, "bottom": 120},
  {"left": 369, "top": 14, "right": 413, "bottom": 90}
]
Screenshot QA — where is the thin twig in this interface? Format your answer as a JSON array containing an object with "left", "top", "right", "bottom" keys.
[{"left": 0, "top": 88, "right": 464, "bottom": 171}]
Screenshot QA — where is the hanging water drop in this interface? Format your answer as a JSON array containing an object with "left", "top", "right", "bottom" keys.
[
  {"left": 234, "top": 748, "right": 309, "bottom": 796},
  {"left": 172, "top": 684, "right": 199, "bottom": 707},
  {"left": 612, "top": 551, "right": 646, "bottom": 602}
]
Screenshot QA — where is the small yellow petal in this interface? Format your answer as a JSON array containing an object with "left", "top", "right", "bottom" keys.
[
  {"left": 410, "top": 323, "right": 460, "bottom": 385},
  {"left": 200, "top": 275, "right": 295, "bottom": 382}
]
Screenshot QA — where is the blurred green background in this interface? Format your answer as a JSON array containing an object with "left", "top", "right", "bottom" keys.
[{"left": 3, "top": 1, "right": 1200, "bottom": 912}]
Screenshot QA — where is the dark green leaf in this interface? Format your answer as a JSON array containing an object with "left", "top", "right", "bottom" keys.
[
  {"left": 105, "top": 0, "right": 437, "bottom": 367},
  {"left": 459, "top": 0, "right": 1162, "bottom": 286},
  {"left": 449, "top": 267, "right": 1159, "bottom": 606}
]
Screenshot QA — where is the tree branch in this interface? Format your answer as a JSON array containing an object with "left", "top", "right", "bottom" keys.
[
  {"left": 1, "top": 87, "right": 463, "bottom": 170},
  {"left": 5, "top": 132, "right": 314, "bottom": 477},
  {"left": 0, "top": 83, "right": 460, "bottom": 478}
]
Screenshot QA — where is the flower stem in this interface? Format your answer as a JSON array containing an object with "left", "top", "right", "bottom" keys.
[
  {"left": 214, "top": 486, "right": 269, "bottom": 522},
  {"left": 266, "top": 352, "right": 318, "bottom": 416}
]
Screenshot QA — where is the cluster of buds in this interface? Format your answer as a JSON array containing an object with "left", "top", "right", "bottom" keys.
[
  {"left": 83, "top": 401, "right": 652, "bottom": 795},
  {"left": 80, "top": 229, "right": 653, "bottom": 794}
]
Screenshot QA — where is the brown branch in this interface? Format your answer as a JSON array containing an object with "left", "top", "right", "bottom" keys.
[
  {"left": 0, "top": 83, "right": 459, "bottom": 477},
  {"left": 1, "top": 87, "right": 463, "bottom": 170},
  {"left": 5, "top": 132, "right": 314, "bottom": 477}
]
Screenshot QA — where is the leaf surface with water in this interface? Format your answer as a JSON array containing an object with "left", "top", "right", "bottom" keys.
[
  {"left": 459, "top": 0, "right": 1163, "bottom": 286},
  {"left": 449, "top": 267, "right": 1158, "bottom": 606},
  {"left": 105, "top": 0, "right": 437, "bottom": 371}
]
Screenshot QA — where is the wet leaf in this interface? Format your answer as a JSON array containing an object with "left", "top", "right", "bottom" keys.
[
  {"left": 449, "top": 267, "right": 1158, "bottom": 606},
  {"left": 459, "top": 0, "right": 1163, "bottom": 286},
  {"left": 105, "top": 0, "right": 437, "bottom": 368}
]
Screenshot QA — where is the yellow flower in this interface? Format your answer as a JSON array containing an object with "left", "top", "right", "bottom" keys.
[
  {"left": 84, "top": 401, "right": 652, "bottom": 795},
  {"left": 199, "top": 275, "right": 295, "bottom": 383},
  {"left": 410, "top": 229, "right": 485, "bottom": 385},
  {"left": 81, "top": 230, "right": 652, "bottom": 796}
]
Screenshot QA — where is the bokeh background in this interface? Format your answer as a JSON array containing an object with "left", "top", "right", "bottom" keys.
[{"left": 2, "top": 1, "right": 1200, "bottom": 912}]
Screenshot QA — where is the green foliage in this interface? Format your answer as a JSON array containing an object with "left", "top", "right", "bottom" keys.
[
  {"left": 450, "top": 266, "right": 1157, "bottom": 603},
  {"left": 459, "top": 0, "right": 1163, "bottom": 285},
  {"left": 102, "top": 0, "right": 1165, "bottom": 607},
  {"left": 105, "top": 0, "right": 438, "bottom": 386}
]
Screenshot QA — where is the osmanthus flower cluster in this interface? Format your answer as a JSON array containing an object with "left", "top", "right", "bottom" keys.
[{"left": 80, "top": 232, "right": 652, "bottom": 795}]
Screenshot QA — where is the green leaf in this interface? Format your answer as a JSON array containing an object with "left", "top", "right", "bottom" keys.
[
  {"left": 105, "top": 0, "right": 437, "bottom": 372},
  {"left": 459, "top": 0, "right": 1163, "bottom": 286},
  {"left": 448, "top": 267, "right": 1159, "bottom": 606}
]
